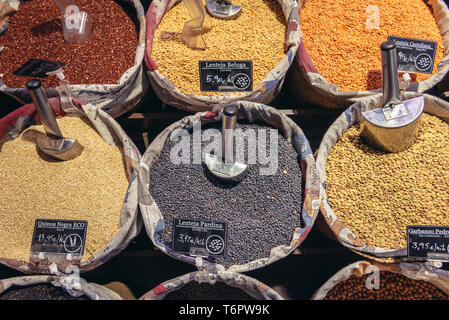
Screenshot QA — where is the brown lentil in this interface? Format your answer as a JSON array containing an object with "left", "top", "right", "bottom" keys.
[
  {"left": 0, "top": 116, "right": 129, "bottom": 262},
  {"left": 324, "top": 271, "right": 448, "bottom": 300},
  {"left": 0, "top": 283, "right": 90, "bottom": 300},
  {"left": 325, "top": 113, "right": 449, "bottom": 249},
  {"left": 151, "top": 0, "right": 286, "bottom": 96},
  {"left": 0, "top": 0, "right": 138, "bottom": 88},
  {"left": 300, "top": 0, "right": 445, "bottom": 91}
]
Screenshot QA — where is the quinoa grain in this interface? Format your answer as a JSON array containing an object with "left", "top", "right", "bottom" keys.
[{"left": 0, "top": 0, "right": 138, "bottom": 88}]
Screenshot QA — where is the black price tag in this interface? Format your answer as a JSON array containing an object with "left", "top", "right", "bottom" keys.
[
  {"left": 13, "top": 58, "right": 66, "bottom": 78},
  {"left": 387, "top": 36, "right": 438, "bottom": 74},
  {"left": 407, "top": 226, "right": 449, "bottom": 261},
  {"left": 172, "top": 218, "right": 227, "bottom": 258},
  {"left": 199, "top": 60, "right": 253, "bottom": 92},
  {"left": 31, "top": 219, "right": 87, "bottom": 256}
]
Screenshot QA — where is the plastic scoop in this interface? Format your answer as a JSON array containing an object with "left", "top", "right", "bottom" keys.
[
  {"left": 205, "top": 104, "right": 248, "bottom": 182},
  {"left": 206, "top": 0, "right": 242, "bottom": 19},
  {"left": 182, "top": 0, "right": 212, "bottom": 50},
  {"left": 360, "top": 42, "right": 424, "bottom": 153},
  {"left": 26, "top": 79, "right": 83, "bottom": 161},
  {"left": 54, "top": 0, "right": 75, "bottom": 11},
  {"left": 58, "top": 3, "right": 94, "bottom": 43}
]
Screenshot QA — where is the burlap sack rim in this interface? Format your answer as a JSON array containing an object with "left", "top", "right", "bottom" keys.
[
  {"left": 0, "top": 106, "right": 142, "bottom": 274},
  {"left": 138, "top": 269, "right": 284, "bottom": 300},
  {"left": 315, "top": 93, "right": 449, "bottom": 261},
  {"left": 145, "top": 0, "right": 300, "bottom": 111},
  {"left": 312, "top": 260, "right": 449, "bottom": 300},
  {"left": 296, "top": 0, "right": 449, "bottom": 106},
  {"left": 0, "top": 274, "right": 122, "bottom": 300},
  {"left": 138, "top": 101, "right": 321, "bottom": 274}
]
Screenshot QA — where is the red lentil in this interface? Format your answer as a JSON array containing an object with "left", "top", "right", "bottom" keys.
[
  {"left": 300, "top": 0, "right": 445, "bottom": 91},
  {"left": 0, "top": 0, "right": 138, "bottom": 88}
]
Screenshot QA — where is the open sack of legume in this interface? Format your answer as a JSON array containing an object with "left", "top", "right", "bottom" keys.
[
  {"left": 139, "top": 270, "right": 284, "bottom": 300},
  {"left": 138, "top": 101, "right": 321, "bottom": 273},
  {"left": 0, "top": 275, "right": 122, "bottom": 300},
  {"left": 145, "top": 0, "right": 300, "bottom": 112},
  {"left": 289, "top": 0, "right": 449, "bottom": 109},
  {"left": 0, "top": 100, "right": 141, "bottom": 274},
  {"left": 315, "top": 93, "right": 449, "bottom": 261},
  {"left": 0, "top": 0, "right": 147, "bottom": 118},
  {"left": 313, "top": 260, "right": 449, "bottom": 300}
]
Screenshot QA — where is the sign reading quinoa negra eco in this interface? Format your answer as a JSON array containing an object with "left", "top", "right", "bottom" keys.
[
  {"left": 387, "top": 36, "right": 438, "bottom": 74},
  {"left": 407, "top": 226, "right": 449, "bottom": 261},
  {"left": 172, "top": 218, "right": 228, "bottom": 258},
  {"left": 31, "top": 219, "right": 87, "bottom": 256},
  {"left": 199, "top": 60, "right": 253, "bottom": 92}
]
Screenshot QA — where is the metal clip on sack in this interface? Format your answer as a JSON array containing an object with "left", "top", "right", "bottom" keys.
[
  {"left": 360, "top": 41, "right": 424, "bottom": 153},
  {"left": 26, "top": 79, "right": 83, "bottom": 161}
]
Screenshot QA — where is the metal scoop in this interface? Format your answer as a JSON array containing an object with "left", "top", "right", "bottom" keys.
[
  {"left": 205, "top": 104, "right": 248, "bottom": 181},
  {"left": 182, "top": 0, "right": 212, "bottom": 50},
  {"left": 206, "top": 0, "right": 242, "bottom": 19},
  {"left": 360, "top": 41, "right": 424, "bottom": 153},
  {"left": 26, "top": 79, "right": 83, "bottom": 161}
]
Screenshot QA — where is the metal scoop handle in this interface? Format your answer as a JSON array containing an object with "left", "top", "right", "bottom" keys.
[
  {"left": 222, "top": 104, "right": 237, "bottom": 163},
  {"left": 381, "top": 41, "right": 402, "bottom": 108},
  {"left": 27, "top": 79, "right": 63, "bottom": 138}
]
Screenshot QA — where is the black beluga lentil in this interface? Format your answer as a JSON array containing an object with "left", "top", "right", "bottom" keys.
[
  {"left": 165, "top": 281, "right": 256, "bottom": 300},
  {"left": 149, "top": 121, "right": 304, "bottom": 268}
]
